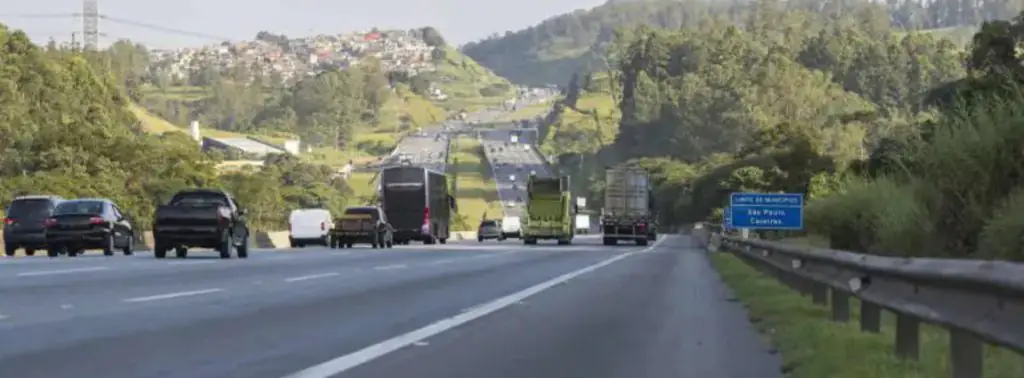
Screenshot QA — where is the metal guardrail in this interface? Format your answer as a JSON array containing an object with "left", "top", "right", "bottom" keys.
[{"left": 696, "top": 223, "right": 1023, "bottom": 378}]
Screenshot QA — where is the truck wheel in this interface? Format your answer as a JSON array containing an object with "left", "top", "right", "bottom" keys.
[
  {"left": 4, "top": 244, "right": 15, "bottom": 257},
  {"left": 175, "top": 247, "right": 188, "bottom": 258},
  {"left": 478, "top": 236, "right": 483, "bottom": 242},
  {"left": 218, "top": 231, "right": 233, "bottom": 259},
  {"left": 439, "top": 238, "right": 447, "bottom": 244},
  {"left": 557, "top": 239, "right": 571, "bottom": 245},
  {"left": 603, "top": 238, "right": 615, "bottom": 246},
  {"left": 24, "top": 249, "right": 35, "bottom": 256},
  {"left": 289, "top": 237, "right": 296, "bottom": 248},
  {"left": 636, "top": 238, "right": 648, "bottom": 246},
  {"left": 47, "top": 246, "right": 61, "bottom": 258}
]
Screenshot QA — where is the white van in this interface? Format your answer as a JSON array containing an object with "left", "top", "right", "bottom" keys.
[
  {"left": 501, "top": 216, "right": 521, "bottom": 239},
  {"left": 288, "top": 208, "right": 333, "bottom": 247}
]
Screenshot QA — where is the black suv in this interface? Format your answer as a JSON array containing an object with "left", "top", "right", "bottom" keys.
[{"left": 3, "top": 195, "right": 64, "bottom": 256}]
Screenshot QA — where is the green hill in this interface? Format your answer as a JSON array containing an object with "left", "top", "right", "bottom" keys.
[{"left": 461, "top": 0, "right": 710, "bottom": 86}]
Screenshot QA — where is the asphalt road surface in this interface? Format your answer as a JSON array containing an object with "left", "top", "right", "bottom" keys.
[
  {"left": 481, "top": 127, "right": 551, "bottom": 218},
  {"left": 0, "top": 235, "right": 780, "bottom": 378}
]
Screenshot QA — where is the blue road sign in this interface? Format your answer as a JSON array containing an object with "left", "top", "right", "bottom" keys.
[
  {"left": 729, "top": 192, "right": 803, "bottom": 230},
  {"left": 723, "top": 206, "right": 733, "bottom": 229}
]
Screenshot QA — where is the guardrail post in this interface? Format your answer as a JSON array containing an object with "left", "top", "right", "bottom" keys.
[
  {"left": 950, "top": 329, "right": 983, "bottom": 378},
  {"left": 810, "top": 283, "right": 828, "bottom": 305},
  {"left": 860, "top": 302, "right": 881, "bottom": 333},
  {"left": 830, "top": 289, "right": 849, "bottom": 322},
  {"left": 895, "top": 314, "right": 920, "bottom": 360}
]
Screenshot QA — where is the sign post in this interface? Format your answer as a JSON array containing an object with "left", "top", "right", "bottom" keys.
[
  {"left": 728, "top": 193, "right": 804, "bottom": 238},
  {"left": 723, "top": 206, "right": 733, "bottom": 230}
]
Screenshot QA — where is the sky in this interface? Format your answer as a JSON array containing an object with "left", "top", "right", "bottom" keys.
[{"left": 0, "top": 0, "right": 606, "bottom": 49}]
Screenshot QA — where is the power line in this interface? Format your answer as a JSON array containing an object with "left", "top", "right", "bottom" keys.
[{"left": 99, "top": 15, "right": 232, "bottom": 41}]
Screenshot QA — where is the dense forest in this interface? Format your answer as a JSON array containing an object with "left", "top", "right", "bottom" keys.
[
  {"left": 462, "top": 0, "right": 1020, "bottom": 86},
  {"left": 0, "top": 25, "right": 357, "bottom": 231},
  {"left": 537, "top": 1, "right": 1024, "bottom": 260}
]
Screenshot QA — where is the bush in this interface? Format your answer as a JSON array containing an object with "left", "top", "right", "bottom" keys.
[
  {"left": 478, "top": 83, "right": 510, "bottom": 97},
  {"left": 977, "top": 189, "right": 1024, "bottom": 260},
  {"left": 354, "top": 134, "right": 398, "bottom": 156}
]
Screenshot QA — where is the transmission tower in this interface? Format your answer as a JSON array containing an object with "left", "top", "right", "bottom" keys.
[{"left": 82, "top": 0, "right": 98, "bottom": 50}]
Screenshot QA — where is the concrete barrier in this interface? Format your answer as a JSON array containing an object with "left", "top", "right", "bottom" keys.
[{"left": 450, "top": 231, "right": 478, "bottom": 241}]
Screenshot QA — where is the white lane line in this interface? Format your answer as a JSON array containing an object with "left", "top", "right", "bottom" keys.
[
  {"left": 373, "top": 264, "right": 406, "bottom": 271},
  {"left": 284, "top": 272, "right": 339, "bottom": 282},
  {"left": 167, "top": 260, "right": 216, "bottom": 265},
  {"left": 17, "top": 266, "right": 109, "bottom": 277},
  {"left": 428, "top": 259, "right": 455, "bottom": 265},
  {"left": 123, "top": 288, "right": 223, "bottom": 303},
  {"left": 282, "top": 249, "right": 646, "bottom": 378}
]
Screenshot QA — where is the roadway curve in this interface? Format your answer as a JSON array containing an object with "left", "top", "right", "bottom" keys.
[{"left": 0, "top": 235, "right": 781, "bottom": 378}]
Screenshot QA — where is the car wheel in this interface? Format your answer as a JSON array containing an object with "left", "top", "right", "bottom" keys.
[
  {"left": 176, "top": 246, "right": 188, "bottom": 258},
  {"left": 24, "top": 249, "right": 35, "bottom": 256},
  {"left": 218, "top": 230, "right": 233, "bottom": 258},
  {"left": 236, "top": 234, "right": 249, "bottom": 259},
  {"left": 3, "top": 244, "right": 15, "bottom": 257},
  {"left": 103, "top": 233, "right": 116, "bottom": 256},
  {"left": 123, "top": 234, "right": 135, "bottom": 255}
]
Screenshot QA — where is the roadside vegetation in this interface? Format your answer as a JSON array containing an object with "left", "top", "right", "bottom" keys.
[
  {"left": 449, "top": 137, "right": 504, "bottom": 231},
  {"left": 711, "top": 252, "right": 1024, "bottom": 378},
  {"left": 0, "top": 25, "right": 360, "bottom": 232}
]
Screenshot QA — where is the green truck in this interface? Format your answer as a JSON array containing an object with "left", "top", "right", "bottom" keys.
[{"left": 522, "top": 174, "right": 576, "bottom": 245}]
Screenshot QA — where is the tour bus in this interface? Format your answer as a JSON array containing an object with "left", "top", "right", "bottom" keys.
[{"left": 379, "top": 166, "right": 454, "bottom": 244}]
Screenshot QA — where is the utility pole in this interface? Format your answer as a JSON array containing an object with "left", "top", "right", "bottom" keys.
[{"left": 82, "top": 0, "right": 99, "bottom": 51}]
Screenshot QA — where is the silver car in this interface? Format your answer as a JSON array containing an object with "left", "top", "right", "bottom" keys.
[{"left": 477, "top": 220, "right": 504, "bottom": 242}]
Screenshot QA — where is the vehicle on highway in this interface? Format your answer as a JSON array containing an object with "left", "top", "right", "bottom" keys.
[
  {"left": 3, "top": 195, "right": 64, "bottom": 256},
  {"left": 501, "top": 215, "right": 521, "bottom": 239},
  {"left": 330, "top": 206, "right": 394, "bottom": 248},
  {"left": 379, "top": 166, "right": 454, "bottom": 245},
  {"left": 522, "top": 175, "right": 576, "bottom": 245},
  {"left": 575, "top": 213, "right": 591, "bottom": 234},
  {"left": 477, "top": 219, "right": 504, "bottom": 242},
  {"left": 152, "top": 189, "right": 250, "bottom": 259},
  {"left": 601, "top": 167, "right": 656, "bottom": 246},
  {"left": 44, "top": 198, "right": 135, "bottom": 257},
  {"left": 288, "top": 208, "right": 332, "bottom": 247}
]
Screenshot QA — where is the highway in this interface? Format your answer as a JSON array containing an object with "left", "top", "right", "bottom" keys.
[
  {"left": 480, "top": 126, "right": 550, "bottom": 218},
  {"left": 0, "top": 235, "right": 781, "bottom": 378}
]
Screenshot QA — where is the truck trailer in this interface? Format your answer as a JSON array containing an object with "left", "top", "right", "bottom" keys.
[
  {"left": 601, "top": 167, "right": 656, "bottom": 246},
  {"left": 522, "top": 174, "right": 575, "bottom": 245}
]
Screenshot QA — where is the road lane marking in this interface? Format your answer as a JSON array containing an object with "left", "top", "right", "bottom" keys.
[
  {"left": 17, "top": 266, "right": 109, "bottom": 277},
  {"left": 285, "top": 272, "right": 339, "bottom": 282},
  {"left": 167, "top": 260, "right": 216, "bottom": 265},
  {"left": 282, "top": 248, "right": 650, "bottom": 378},
  {"left": 123, "top": 288, "right": 223, "bottom": 303},
  {"left": 373, "top": 264, "right": 406, "bottom": 271}
]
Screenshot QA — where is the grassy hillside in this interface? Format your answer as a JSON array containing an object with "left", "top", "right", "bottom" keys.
[
  {"left": 461, "top": 1, "right": 707, "bottom": 86},
  {"left": 419, "top": 46, "right": 517, "bottom": 112}
]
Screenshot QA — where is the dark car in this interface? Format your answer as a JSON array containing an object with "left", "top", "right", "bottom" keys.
[
  {"left": 152, "top": 189, "right": 249, "bottom": 259},
  {"left": 330, "top": 206, "right": 394, "bottom": 248},
  {"left": 3, "top": 195, "right": 64, "bottom": 256},
  {"left": 44, "top": 198, "right": 135, "bottom": 257}
]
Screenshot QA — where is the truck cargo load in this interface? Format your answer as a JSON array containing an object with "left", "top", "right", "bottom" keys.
[{"left": 602, "top": 167, "right": 656, "bottom": 245}]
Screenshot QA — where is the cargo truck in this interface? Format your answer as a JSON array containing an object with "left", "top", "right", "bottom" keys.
[
  {"left": 522, "top": 174, "right": 575, "bottom": 245},
  {"left": 601, "top": 167, "right": 656, "bottom": 246}
]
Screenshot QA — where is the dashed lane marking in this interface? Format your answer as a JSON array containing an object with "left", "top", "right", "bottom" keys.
[{"left": 122, "top": 288, "right": 224, "bottom": 303}]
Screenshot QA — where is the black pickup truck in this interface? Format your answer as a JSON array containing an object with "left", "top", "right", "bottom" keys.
[{"left": 152, "top": 189, "right": 250, "bottom": 259}]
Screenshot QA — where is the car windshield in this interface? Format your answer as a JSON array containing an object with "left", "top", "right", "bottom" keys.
[
  {"left": 54, "top": 201, "right": 104, "bottom": 215},
  {"left": 480, "top": 221, "right": 497, "bottom": 228}
]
